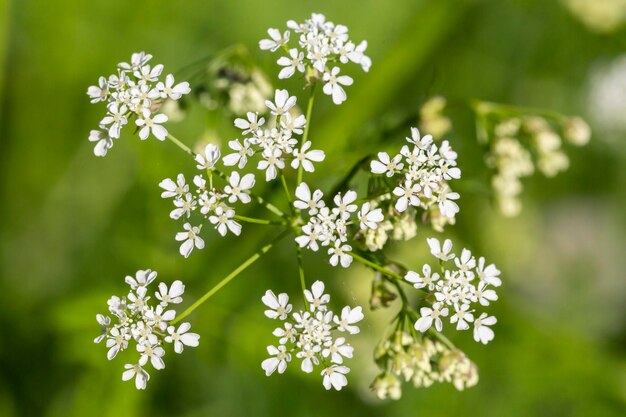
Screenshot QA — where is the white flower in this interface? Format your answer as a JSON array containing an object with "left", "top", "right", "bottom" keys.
[
  {"left": 224, "top": 171, "right": 255, "bottom": 204},
  {"left": 438, "top": 185, "right": 460, "bottom": 217},
  {"left": 406, "top": 127, "right": 433, "bottom": 149},
  {"left": 175, "top": 223, "right": 204, "bottom": 258},
  {"left": 208, "top": 206, "right": 242, "bottom": 236},
  {"left": 321, "top": 365, "right": 350, "bottom": 390},
  {"left": 328, "top": 241, "right": 353, "bottom": 268},
  {"left": 280, "top": 113, "right": 307, "bottom": 135},
  {"left": 261, "top": 345, "right": 291, "bottom": 375},
  {"left": 155, "top": 74, "right": 191, "bottom": 100},
  {"left": 322, "top": 337, "right": 353, "bottom": 364},
  {"left": 137, "top": 342, "right": 165, "bottom": 370},
  {"left": 454, "top": 248, "right": 476, "bottom": 272},
  {"left": 222, "top": 138, "right": 254, "bottom": 169},
  {"left": 134, "top": 63, "right": 164, "bottom": 83},
  {"left": 294, "top": 182, "right": 325, "bottom": 215},
  {"left": 392, "top": 180, "right": 421, "bottom": 212},
  {"left": 262, "top": 290, "right": 292, "bottom": 320},
  {"left": 170, "top": 193, "right": 196, "bottom": 219},
  {"left": 87, "top": 76, "right": 109, "bottom": 103},
  {"left": 322, "top": 67, "right": 353, "bottom": 105},
  {"left": 159, "top": 174, "right": 188, "bottom": 199},
  {"left": 125, "top": 269, "right": 157, "bottom": 291},
  {"left": 94, "top": 314, "right": 110, "bottom": 343},
  {"left": 304, "top": 280, "right": 330, "bottom": 311},
  {"left": 195, "top": 143, "right": 221, "bottom": 170},
  {"left": 257, "top": 148, "right": 284, "bottom": 181},
  {"left": 118, "top": 51, "right": 152, "bottom": 71},
  {"left": 136, "top": 109, "right": 168, "bottom": 140},
  {"left": 414, "top": 302, "right": 449, "bottom": 332},
  {"left": 476, "top": 257, "right": 502, "bottom": 287},
  {"left": 358, "top": 202, "right": 384, "bottom": 230},
  {"left": 105, "top": 326, "right": 128, "bottom": 359},
  {"left": 259, "top": 28, "right": 290, "bottom": 52},
  {"left": 427, "top": 237, "right": 455, "bottom": 261},
  {"left": 291, "top": 141, "right": 325, "bottom": 172},
  {"left": 277, "top": 48, "right": 305, "bottom": 79},
  {"left": 334, "top": 306, "right": 363, "bottom": 334},
  {"left": 370, "top": 152, "right": 404, "bottom": 177},
  {"left": 234, "top": 112, "right": 265, "bottom": 135},
  {"left": 165, "top": 323, "right": 200, "bottom": 353},
  {"left": 473, "top": 313, "right": 497, "bottom": 344},
  {"left": 295, "top": 222, "right": 321, "bottom": 251},
  {"left": 473, "top": 281, "right": 498, "bottom": 306},
  {"left": 332, "top": 190, "right": 358, "bottom": 217},
  {"left": 296, "top": 345, "right": 321, "bottom": 373},
  {"left": 272, "top": 322, "right": 297, "bottom": 344},
  {"left": 88, "top": 129, "right": 113, "bottom": 157},
  {"left": 450, "top": 303, "right": 474, "bottom": 331},
  {"left": 405, "top": 264, "right": 440, "bottom": 291},
  {"left": 156, "top": 280, "right": 185, "bottom": 305},
  {"left": 122, "top": 364, "right": 150, "bottom": 390},
  {"left": 101, "top": 103, "right": 128, "bottom": 138},
  {"left": 265, "top": 89, "right": 297, "bottom": 116}
]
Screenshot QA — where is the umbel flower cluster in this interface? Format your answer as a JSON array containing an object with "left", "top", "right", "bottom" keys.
[
  {"left": 86, "top": 11, "right": 586, "bottom": 398},
  {"left": 86, "top": 52, "right": 191, "bottom": 156},
  {"left": 261, "top": 281, "right": 363, "bottom": 390},
  {"left": 94, "top": 269, "right": 199, "bottom": 389}
]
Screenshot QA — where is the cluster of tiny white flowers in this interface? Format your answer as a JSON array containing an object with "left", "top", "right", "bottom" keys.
[
  {"left": 487, "top": 115, "right": 589, "bottom": 217},
  {"left": 260, "top": 13, "right": 371, "bottom": 104},
  {"left": 405, "top": 238, "right": 501, "bottom": 344},
  {"left": 294, "top": 182, "right": 384, "bottom": 268},
  {"left": 261, "top": 281, "right": 364, "bottom": 391},
  {"left": 370, "top": 127, "right": 461, "bottom": 227},
  {"left": 231, "top": 89, "right": 325, "bottom": 181},
  {"left": 87, "top": 52, "right": 191, "bottom": 156},
  {"left": 372, "top": 333, "right": 478, "bottom": 399},
  {"left": 94, "top": 269, "right": 200, "bottom": 389}
]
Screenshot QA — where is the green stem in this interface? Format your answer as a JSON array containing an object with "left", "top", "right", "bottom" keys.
[
  {"left": 233, "top": 214, "right": 285, "bottom": 226},
  {"left": 297, "top": 83, "right": 317, "bottom": 185},
  {"left": 280, "top": 173, "right": 295, "bottom": 216},
  {"left": 172, "top": 230, "right": 290, "bottom": 324},
  {"left": 295, "top": 245, "right": 310, "bottom": 310},
  {"left": 166, "top": 133, "right": 195, "bottom": 157},
  {"left": 349, "top": 252, "right": 405, "bottom": 281}
]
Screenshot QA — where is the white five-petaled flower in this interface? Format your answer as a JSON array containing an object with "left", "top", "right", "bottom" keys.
[
  {"left": 321, "top": 365, "right": 350, "bottom": 390},
  {"left": 415, "top": 302, "right": 450, "bottom": 332},
  {"left": 257, "top": 148, "right": 285, "bottom": 181},
  {"left": 265, "top": 89, "right": 297, "bottom": 116},
  {"left": 277, "top": 48, "right": 305, "bottom": 79},
  {"left": 473, "top": 313, "right": 497, "bottom": 344},
  {"left": 165, "top": 323, "right": 200, "bottom": 353},
  {"left": 393, "top": 180, "right": 422, "bottom": 212},
  {"left": 476, "top": 257, "right": 502, "bottom": 287},
  {"left": 405, "top": 264, "right": 440, "bottom": 291},
  {"left": 156, "top": 280, "right": 185, "bottom": 305},
  {"left": 304, "top": 280, "right": 330, "bottom": 311},
  {"left": 222, "top": 138, "right": 254, "bottom": 169},
  {"left": 175, "top": 223, "right": 204, "bottom": 258},
  {"left": 322, "top": 67, "right": 353, "bottom": 105},
  {"left": 87, "top": 76, "right": 109, "bottom": 103},
  {"left": 208, "top": 206, "right": 242, "bottom": 236},
  {"left": 291, "top": 141, "right": 325, "bottom": 172},
  {"left": 358, "top": 202, "right": 384, "bottom": 230},
  {"left": 370, "top": 152, "right": 404, "bottom": 177},
  {"left": 262, "top": 290, "right": 293, "bottom": 320},
  {"left": 137, "top": 342, "right": 166, "bottom": 370},
  {"left": 122, "top": 364, "right": 150, "bottom": 390},
  {"left": 155, "top": 74, "right": 191, "bottom": 100},
  {"left": 450, "top": 303, "right": 474, "bottom": 331},
  {"left": 224, "top": 171, "right": 255, "bottom": 204},
  {"left": 294, "top": 182, "right": 325, "bottom": 215},
  {"left": 195, "top": 143, "right": 221, "bottom": 170},
  {"left": 328, "top": 241, "right": 353, "bottom": 268},
  {"left": 334, "top": 306, "right": 363, "bottom": 334},
  {"left": 234, "top": 112, "right": 265, "bottom": 135},
  {"left": 101, "top": 103, "right": 128, "bottom": 139},
  {"left": 125, "top": 269, "right": 157, "bottom": 292},
  {"left": 159, "top": 174, "right": 188, "bottom": 199},
  {"left": 88, "top": 129, "right": 113, "bottom": 157},
  {"left": 427, "top": 237, "right": 455, "bottom": 261},
  {"left": 136, "top": 109, "right": 168, "bottom": 140},
  {"left": 322, "top": 337, "right": 353, "bottom": 364},
  {"left": 262, "top": 345, "right": 291, "bottom": 375},
  {"left": 259, "top": 28, "right": 290, "bottom": 52}
]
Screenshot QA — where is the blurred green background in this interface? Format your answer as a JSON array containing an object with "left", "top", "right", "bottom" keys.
[{"left": 1, "top": 0, "right": 626, "bottom": 416}]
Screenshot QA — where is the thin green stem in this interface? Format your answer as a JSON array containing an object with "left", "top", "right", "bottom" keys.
[
  {"left": 349, "top": 252, "right": 405, "bottom": 281},
  {"left": 280, "top": 173, "right": 295, "bottom": 216},
  {"left": 172, "top": 230, "right": 290, "bottom": 324},
  {"left": 166, "top": 133, "right": 195, "bottom": 157},
  {"left": 233, "top": 214, "right": 285, "bottom": 226},
  {"left": 295, "top": 245, "right": 310, "bottom": 310},
  {"left": 297, "top": 83, "right": 317, "bottom": 185}
]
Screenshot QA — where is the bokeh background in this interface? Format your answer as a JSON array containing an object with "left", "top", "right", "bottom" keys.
[{"left": 1, "top": 0, "right": 626, "bottom": 416}]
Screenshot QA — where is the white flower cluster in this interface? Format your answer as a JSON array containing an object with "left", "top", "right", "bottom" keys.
[
  {"left": 231, "top": 89, "right": 325, "bottom": 181},
  {"left": 405, "top": 238, "right": 500, "bottom": 344},
  {"left": 294, "top": 182, "right": 384, "bottom": 268},
  {"left": 87, "top": 52, "right": 191, "bottom": 157},
  {"left": 260, "top": 13, "right": 371, "bottom": 104},
  {"left": 372, "top": 333, "right": 478, "bottom": 399},
  {"left": 370, "top": 127, "right": 461, "bottom": 227},
  {"left": 487, "top": 116, "right": 589, "bottom": 217},
  {"left": 94, "top": 269, "right": 200, "bottom": 389},
  {"left": 261, "top": 281, "right": 364, "bottom": 391}
]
